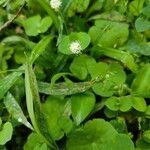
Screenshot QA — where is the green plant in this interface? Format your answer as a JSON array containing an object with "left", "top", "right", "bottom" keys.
[{"left": 0, "top": 0, "right": 150, "bottom": 149}]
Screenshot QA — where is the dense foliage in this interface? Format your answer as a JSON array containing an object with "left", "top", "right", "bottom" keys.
[{"left": 0, "top": 0, "right": 150, "bottom": 149}]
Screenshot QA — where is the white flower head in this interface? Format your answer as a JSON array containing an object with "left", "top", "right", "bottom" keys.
[
  {"left": 50, "top": 0, "right": 62, "bottom": 11},
  {"left": 69, "top": 41, "right": 82, "bottom": 54}
]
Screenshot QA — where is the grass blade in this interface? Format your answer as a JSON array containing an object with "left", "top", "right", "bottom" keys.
[
  {"left": 38, "top": 80, "right": 96, "bottom": 96},
  {"left": 0, "top": 66, "right": 24, "bottom": 99},
  {"left": 29, "top": 35, "right": 52, "bottom": 64},
  {"left": 25, "top": 62, "right": 58, "bottom": 149},
  {"left": 4, "top": 92, "right": 33, "bottom": 130}
]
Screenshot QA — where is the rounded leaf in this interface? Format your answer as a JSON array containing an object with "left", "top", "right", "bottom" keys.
[
  {"left": 66, "top": 119, "right": 134, "bottom": 150},
  {"left": 24, "top": 133, "right": 47, "bottom": 150},
  {"left": 105, "top": 97, "right": 120, "bottom": 111},
  {"left": 132, "top": 97, "right": 147, "bottom": 112},
  {"left": 89, "top": 20, "right": 129, "bottom": 47},
  {"left": 69, "top": 54, "right": 96, "bottom": 80},
  {"left": 119, "top": 96, "right": 132, "bottom": 112},
  {"left": 42, "top": 96, "right": 72, "bottom": 140},
  {"left": 92, "top": 63, "right": 126, "bottom": 97},
  {"left": 105, "top": 96, "right": 132, "bottom": 112},
  {"left": 71, "top": 92, "right": 96, "bottom": 125},
  {"left": 143, "top": 130, "right": 150, "bottom": 143},
  {"left": 58, "top": 32, "right": 90, "bottom": 55}
]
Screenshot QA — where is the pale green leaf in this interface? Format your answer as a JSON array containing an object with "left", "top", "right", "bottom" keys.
[
  {"left": 0, "top": 122, "right": 13, "bottom": 145},
  {"left": 4, "top": 92, "right": 33, "bottom": 130}
]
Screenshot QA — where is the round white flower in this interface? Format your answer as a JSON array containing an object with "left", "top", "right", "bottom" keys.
[
  {"left": 50, "top": 0, "right": 62, "bottom": 11},
  {"left": 69, "top": 41, "right": 82, "bottom": 54}
]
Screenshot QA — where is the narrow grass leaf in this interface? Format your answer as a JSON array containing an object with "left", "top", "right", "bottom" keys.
[
  {"left": 0, "top": 66, "right": 24, "bottom": 99},
  {"left": 38, "top": 79, "right": 96, "bottom": 96},
  {"left": 25, "top": 62, "right": 58, "bottom": 149},
  {"left": 4, "top": 92, "right": 33, "bottom": 130},
  {"left": 29, "top": 35, "right": 52, "bottom": 64}
]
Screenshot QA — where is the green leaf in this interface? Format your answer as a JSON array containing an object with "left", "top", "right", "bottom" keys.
[
  {"left": 105, "top": 97, "right": 120, "bottom": 111},
  {"left": 0, "top": 122, "right": 13, "bottom": 145},
  {"left": 0, "top": 35, "right": 52, "bottom": 100},
  {"left": 38, "top": 16, "right": 52, "bottom": 33},
  {"left": 66, "top": 119, "right": 134, "bottom": 150},
  {"left": 92, "top": 63, "right": 126, "bottom": 97},
  {"left": 4, "top": 92, "right": 33, "bottom": 130},
  {"left": 105, "top": 96, "right": 132, "bottom": 112},
  {"left": 67, "top": 0, "right": 90, "bottom": 17},
  {"left": 131, "top": 97, "right": 147, "bottom": 112},
  {"left": 96, "top": 46, "right": 138, "bottom": 72},
  {"left": 104, "top": 108, "right": 118, "bottom": 118},
  {"left": 129, "top": 0, "right": 145, "bottom": 16},
  {"left": 29, "top": 35, "right": 52, "bottom": 64},
  {"left": 143, "top": 130, "right": 150, "bottom": 143},
  {"left": 131, "top": 64, "right": 150, "bottom": 98},
  {"left": 126, "top": 39, "right": 150, "bottom": 56},
  {"left": 25, "top": 62, "right": 57, "bottom": 149},
  {"left": 23, "top": 15, "right": 41, "bottom": 36},
  {"left": 142, "top": 5, "right": 150, "bottom": 17},
  {"left": 86, "top": 0, "right": 104, "bottom": 17},
  {"left": 89, "top": 20, "right": 129, "bottom": 47},
  {"left": 57, "top": 116, "right": 73, "bottom": 135},
  {"left": 106, "top": 96, "right": 147, "bottom": 112},
  {"left": 23, "top": 15, "right": 52, "bottom": 36},
  {"left": 36, "top": 0, "right": 60, "bottom": 30},
  {"left": 110, "top": 118, "right": 128, "bottom": 134},
  {"left": 0, "top": 0, "right": 9, "bottom": 6},
  {"left": 119, "top": 96, "right": 133, "bottom": 112},
  {"left": 71, "top": 92, "right": 95, "bottom": 125},
  {"left": 24, "top": 133, "right": 49, "bottom": 150},
  {"left": 69, "top": 54, "right": 96, "bottom": 80},
  {"left": 1, "top": 35, "right": 35, "bottom": 50},
  {"left": 25, "top": 63, "right": 39, "bottom": 133},
  {"left": 110, "top": 134, "right": 134, "bottom": 150},
  {"left": 66, "top": 119, "right": 117, "bottom": 150},
  {"left": 89, "top": 11, "right": 126, "bottom": 24},
  {"left": 50, "top": 72, "right": 72, "bottom": 87},
  {"left": 0, "top": 66, "right": 24, "bottom": 99},
  {"left": 88, "top": 62, "right": 108, "bottom": 79},
  {"left": 38, "top": 80, "right": 96, "bottom": 96},
  {"left": 42, "top": 96, "right": 72, "bottom": 140},
  {"left": 58, "top": 32, "right": 91, "bottom": 55},
  {"left": 145, "top": 105, "right": 150, "bottom": 116},
  {"left": 136, "top": 138, "right": 150, "bottom": 149},
  {"left": 135, "top": 17, "right": 150, "bottom": 32}
]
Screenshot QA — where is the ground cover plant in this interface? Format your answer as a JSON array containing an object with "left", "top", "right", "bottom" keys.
[{"left": 0, "top": 0, "right": 150, "bottom": 149}]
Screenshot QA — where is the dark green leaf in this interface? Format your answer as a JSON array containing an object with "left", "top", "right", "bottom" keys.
[
  {"left": 66, "top": 119, "right": 134, "bottom": 150},
  {"left": 71, "top": 92, "right": 95, "bottom": 125},
  {"left": 42, "top": 96, "right": 72, "bottom": 140}
]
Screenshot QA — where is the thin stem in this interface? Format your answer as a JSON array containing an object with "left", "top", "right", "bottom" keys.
[{"left": 0, "top": 1, "right": 25, "bottom": 32}]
